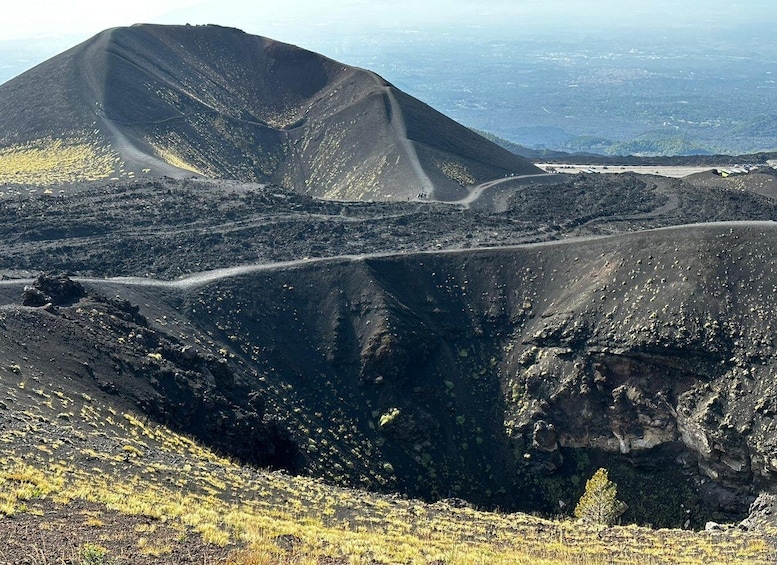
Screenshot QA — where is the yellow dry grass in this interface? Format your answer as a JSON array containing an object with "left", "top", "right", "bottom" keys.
[
  {"left": 436, "top": 160, "right": 476, "bottom": 187},
  {"left": 0, "top": 374, "right": 774, "bottom": 564},
  {"left": 153, "top": 144, "right": 204, "bottom": 175},
  {"left": 0, "top": 136, "right": 119, "bottom": 185},
  {"left": 1, "top": 438, "right": 775, "bottom": 564}
]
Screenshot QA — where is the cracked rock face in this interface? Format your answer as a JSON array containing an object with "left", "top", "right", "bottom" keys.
[
  {"left": 741, "top": 492, "right": 777, "bottom": 531},
  {"left": 507, "top": 341, "right": 757, "bottom": 515},
  {"left": 495, "top": 224, "right": 777, "bottom": 521}
]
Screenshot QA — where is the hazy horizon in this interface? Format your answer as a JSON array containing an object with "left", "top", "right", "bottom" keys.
[
  {"left": 3, "top": 1, "right": 771, "bottom": 78},
  {"left": 2, "top": 1, "right": 774, "bottom": 155},
  {"left": 3, "top": 2, "right": 772, "bottom": 91},
  {"left": 2, "top": 1, "right": 771, "bottom": 55}
]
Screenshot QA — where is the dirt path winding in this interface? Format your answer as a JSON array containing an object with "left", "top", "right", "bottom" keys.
[
  {"left": 367, "top": 72, "right": 436, "bottom": 198},
  {"left": 77, "top": 29, "right": 195, "bottom": 179},
  {"left": 454, "top": 173, "right": 557, "bottom": 208},
  {"left": 1, "top": 221, "right": 771, "bottom": 294}
]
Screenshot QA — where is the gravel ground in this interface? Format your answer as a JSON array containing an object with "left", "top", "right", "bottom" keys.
[{"left": 1, "top": 171, "right": 776, "bottom": 280}]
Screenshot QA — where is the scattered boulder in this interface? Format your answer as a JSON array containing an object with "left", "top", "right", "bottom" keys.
[
  {"left": 22, "top": 273, "right": 85, "bottom": 307},
  {"left": 532, "top": 420, "right": 559, "bottom": 453},
  {"left": 740, "top": 492, "right": 777, "bottom": 531},
  {"left": 21, "top": 286, "right": 48, "bottom": 307}
]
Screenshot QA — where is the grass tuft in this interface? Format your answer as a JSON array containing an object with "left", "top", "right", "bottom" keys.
[{"left": 0, "top": 392, "right": 774, "bottom": 564}]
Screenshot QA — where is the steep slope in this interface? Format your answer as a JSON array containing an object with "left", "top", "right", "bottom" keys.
[
  {"left": 0, "top": 24, "right": 539, "bottom": 199},
  {"left": 3, "top": 222, "right": 777, "bottom": 527}
]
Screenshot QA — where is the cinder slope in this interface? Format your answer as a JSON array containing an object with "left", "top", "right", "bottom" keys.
[
  {"left": 0, "top": 24, "right": 539, "bottom": 199},
  {"left": 3, "top": 222, "right": 777, "bottom": 527}
]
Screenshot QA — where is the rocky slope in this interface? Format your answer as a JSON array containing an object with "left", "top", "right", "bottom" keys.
[
  {"left": 0, "top": 24, "right": 539, "bottom": 199},
  {"left": 2, "top": 171, "right": 777, "bottom": 279},
  {"left": 3, "top": 220, "right": 777, "bottom": 527}
]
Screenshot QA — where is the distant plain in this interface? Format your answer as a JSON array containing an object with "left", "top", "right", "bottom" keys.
[{"left": 3, "top": 22, "right": 775, "bottom": 158}]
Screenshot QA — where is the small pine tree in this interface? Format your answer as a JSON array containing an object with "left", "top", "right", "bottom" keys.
[{"left": 574, "top": 468, "right": 626, "bottom": 525}]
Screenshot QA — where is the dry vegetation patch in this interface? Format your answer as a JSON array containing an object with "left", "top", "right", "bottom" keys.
[
  {"left": 0, "top": 405, "right": 774, "bottom": 565},
  {"left": 0, "top": 136, "right": 119, "bottom": 185}
]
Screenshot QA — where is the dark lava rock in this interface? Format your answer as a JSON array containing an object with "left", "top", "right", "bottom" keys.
[
  {"left": 21, "top": 286, "right": 48, "bottom": 307},
  {"left": 740, "top": 493, "right": 777, "bottom": 531},
  {"left": 532, "top": 420, "right": 559, "bottom": 453},
  {"left": 22, "top": 273, "right": 85, "bottom": 307}
]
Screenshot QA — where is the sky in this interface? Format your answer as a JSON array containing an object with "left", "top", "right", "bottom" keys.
[
  {"left": 1, "top": 0, "right": 202, "bottom": 41},
  {"left": 0, "top": 0, "right": 774, "bottom": 124},
  {"left": 0, "top": 0, "right": 773, "bottom": 69},
  {"left": 2, "top": 0, "right": 772, "bottom": 153},
  {"left": 2, "top": 0, "right": 771, "bottom": 42},
  {"left": 1, "top": 1, "right": 772, "bottom": 92}
]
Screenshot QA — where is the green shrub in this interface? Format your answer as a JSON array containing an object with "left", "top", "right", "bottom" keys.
[
  {"left": 81, "top": 543, "right": 109, "bottom": 565},
  {"left": 573, "top": 468, "right": 627, "bottom": 525}
]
